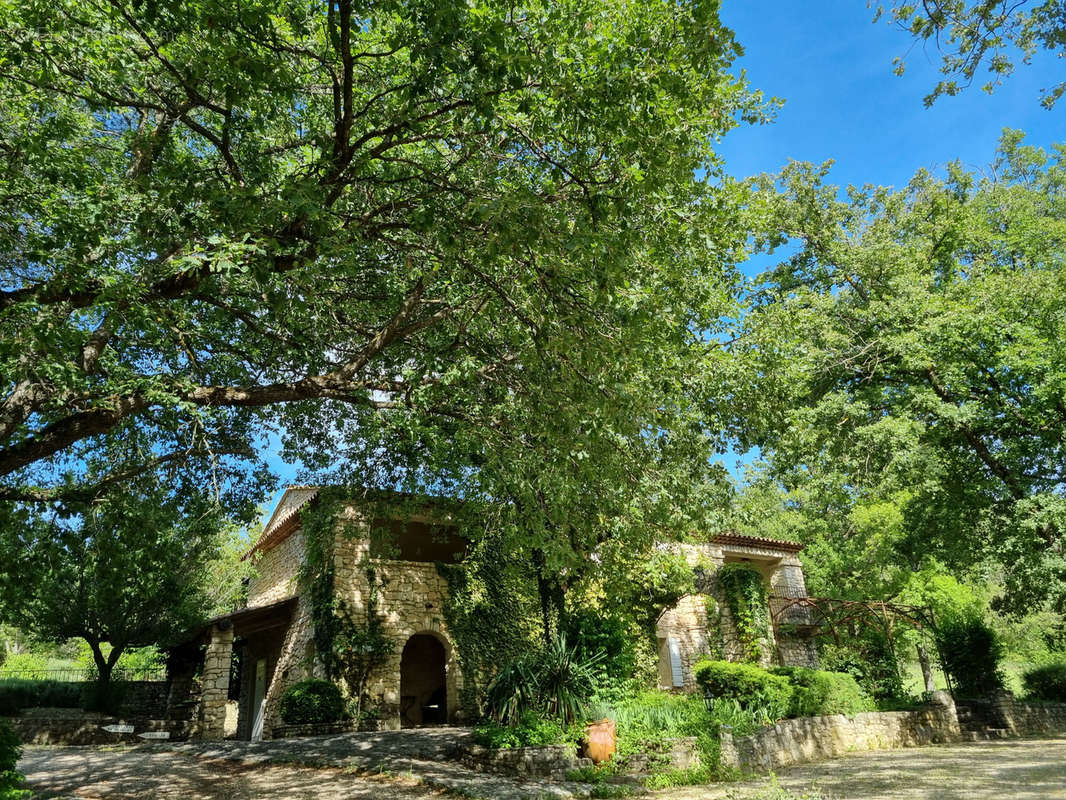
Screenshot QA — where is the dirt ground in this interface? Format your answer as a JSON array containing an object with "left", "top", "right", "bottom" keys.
[
  {"left": 19, "top": 745, "right": 447, "bottom": 800},
  {"left": 659, "top": 736, "right": 1066, "bottom": 800}
]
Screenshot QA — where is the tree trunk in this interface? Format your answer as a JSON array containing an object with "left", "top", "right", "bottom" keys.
[
  {"left": 88, "top": 640, "right": 124, "bottom": 712},
  {"left": 917, "top": 643, "right": 936, "bottom": 693}
]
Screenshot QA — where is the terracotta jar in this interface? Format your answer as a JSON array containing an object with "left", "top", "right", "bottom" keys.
[{"left": 583, "top": 718, "right": 616, "bottom": 763}]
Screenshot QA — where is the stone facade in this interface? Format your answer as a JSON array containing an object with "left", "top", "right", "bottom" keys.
[
  {"left": 719, "top": 691, "right": 961, "bottom": 771},
  {"left": 655, "top": 539, "right": 817, "bottom": 692},
  {"left": 191, "top": 488, "right": 817, "bottom": 741}
]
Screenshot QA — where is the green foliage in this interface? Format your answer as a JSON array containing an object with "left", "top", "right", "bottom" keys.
[
  {"left": 0, "top": 465, "right": 234, "bottom": 705},
  {"left": 1021, "top": 661, "right": 1066, "bottom": 702},
  {"left": 0, "top": 0, "right": 768, "bottom": 604},
  {"left": 473, "top": 711, "right": 582, "bottom": 749},
  {"left": 437, "top": 536, "right": 544, "bottom": 718},
  {"left": 0, "top": 680, "right": 83, "bottom": 714},
  {"left": 716, "top": 564, "right": 770, "bottom": 663},
  {"left": 819, "top": 636, "right": 906, "bottom": 702},
  {"left": 770, "top": 667, "right": 874, "bottom": 718},
  {"left": 0, "top": 719, "right": 29, "bottom": 800},
  {"left": 936, "top": 616, "right": 1006, "bottom": 698},
  {"left": 564, "top": 610, "right": 638, "bottom": 699},
  {"left": 0, "top": 654, "right": 47, "bottom": 676},
  {"left": 332, "top": 566, "right": 394, "bottom": 720},
  {"left": 735, "top": 133, "right": 1066, "bottom": 620},
  {"left": 295, "top": 494, "right": 342, "bottom": 681},
  {"left": 694, "top": 660, "right": 792, "bottom": 722},
  {"left": 486, "top": 634, "right": 602, "bottom": 725},
  {"left": 279, "top": 679, "right": 346, "bottom": 725},
  {"left": 875, "top": 2, "right": 1066, "bottom": 107}
]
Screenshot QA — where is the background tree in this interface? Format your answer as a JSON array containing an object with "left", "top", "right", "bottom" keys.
[
  {"left": 874, "top": 1, "right": 1066, "bottom": 108},
  {"left": 0, "top": 458, "right": 235, "bottom": 706},
  {"left": 731, "top": 131, "right": 1066, "bottom": 617}
]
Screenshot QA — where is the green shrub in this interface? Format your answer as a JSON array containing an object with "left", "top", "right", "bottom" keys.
[
  {"left": 694, "top": 660, "right": 792, "bottom": 721},
  {"left": 936, "top": 616, "right": 1005, "bottom": 698},
  {"left": 279, "top": 679, "right": 345, "bottom": 725},
  {"left": 0, "top": 720, "right": 30, "bottom": 799},
  {"left": 771, "top": 666, "right": 874, "bottom": 717},
  {"left": 564, "top": 610, "right": 638, "bottom": 698},
  {"left": 0, "top": 680, "right": 83, "bottom": 714},
  {"left": 473, "top": 711, "right": 581, "bottom": 749},
  {"left": 1022, "top": 662, "right": 1066, "bottom": 702},
  {"left": 0, "top": 654, "right": 48, "bottom": 677}
]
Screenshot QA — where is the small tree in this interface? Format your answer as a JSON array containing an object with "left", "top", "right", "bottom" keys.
[
  {"left": 332, "top": 566, "right": 394, "bottom": 720},
  {"left": 0, "top": 470, "right": 230, "bottom": 708}
]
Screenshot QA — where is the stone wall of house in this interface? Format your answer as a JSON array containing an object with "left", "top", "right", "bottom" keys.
[
  {"left": 258, "top": 599, "right": 314, "bottom": 740},
  {"left": 332, "top": 515, "right": 463, "bottom": 728},
  {"left": 247, "top": 529, "right": 303, "bottom": 608},
  {"left": 655, "top": 542, "right": 817, "bottom": 690},
  {"left": 719, "top": 692, "right": 961, "bottom": 772}
]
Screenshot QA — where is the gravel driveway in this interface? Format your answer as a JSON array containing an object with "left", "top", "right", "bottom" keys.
[
  {"left": 20, "top": 745, "right": 446, "bottom": 800},
  {"left": 659, "top": 736, "right": 1066, "bottom": 800}
]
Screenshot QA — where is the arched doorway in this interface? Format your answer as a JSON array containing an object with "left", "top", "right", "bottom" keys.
[{"left": 400, "top": 634, "right": 447, "bottom": 726}]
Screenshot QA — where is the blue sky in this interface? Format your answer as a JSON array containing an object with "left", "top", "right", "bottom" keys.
[
  {"left": 717, "top": 1, "right": 1061, "bottom": 190},
  {"left": 259, "top": 2, "right": 1062, "bottom": 522}
]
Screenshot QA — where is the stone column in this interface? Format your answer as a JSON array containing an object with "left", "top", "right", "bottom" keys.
[{"left": 193, "top": 623, "right": 233, "bottom": 740}]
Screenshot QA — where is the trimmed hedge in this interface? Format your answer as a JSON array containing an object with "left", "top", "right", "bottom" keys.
[
  {"left": 279, "top": 679, "right": 345, "bottom": 725},
  {"left": 771, "top": 666, "right": 874, "bottom": 717},
  {"left": 695, "top": 660, "right": 875, "bottom": 722},
  {"left": 1022, "top": 662, "right": 1066, "bottom": 702},
  {"left": 693, "top": 660, "right": 792, "bottom": 720},
  {"left": 0, "top": 680, "right": 83, "bottom": 715}
]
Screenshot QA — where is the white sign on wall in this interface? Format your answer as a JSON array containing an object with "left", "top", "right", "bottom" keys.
[
  {"left": 101, "top": 724, "right": 135, "bottom": 734},
  {"left": 137, "top": 731, "right": 170, "bottom": 740}
]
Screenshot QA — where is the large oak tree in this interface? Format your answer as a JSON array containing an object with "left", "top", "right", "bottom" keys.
[{"left": 0, "top": 0, "right": 764, "bottom": 519}]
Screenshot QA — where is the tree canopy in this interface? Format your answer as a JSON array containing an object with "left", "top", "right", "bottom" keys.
[
  {"left": 875, "top": 1, "right": 1066, "bottom": 108},
  {"left": 0, "top": 454, "right": 232, "bottom": 698},
  {"left": 732, "top": 131, "right": 1066, "bottom": 611},
  {"left": 0, "top": 0, "right": 766, "bottom": 523}
]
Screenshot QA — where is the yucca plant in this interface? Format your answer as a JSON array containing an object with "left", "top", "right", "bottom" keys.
[
  {"left": 537, "top": 634, "right": 603, "bottom": 724},
  {"left": 485, "top": 633, "right": 604, "bottom": 725}
]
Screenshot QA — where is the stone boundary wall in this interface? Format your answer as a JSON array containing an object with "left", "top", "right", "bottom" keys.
[
  {"left": 719, "top": 692, "right": 961, "bottom": 772},
  {"left": 964, "top": 694, "right": 1066, "bottom": 737},
  {"left": 459, "top": 743, "right": 592, "bottom": 780},
  {"left": 6, "top": 713, "right": 190, "bottom": 745}
]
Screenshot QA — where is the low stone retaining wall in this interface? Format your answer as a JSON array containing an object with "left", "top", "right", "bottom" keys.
[
  {"left": 616, "top": 736, "right": 702, "bottom": 774},
  {"left": 961, "top": 694, "right": 1066, "bottom": 737},
  {"left": 5, "top": 711, "right": 190, "bottom": 745},
  {"left": 271, "top": 718, "right": 387, "bottom": 739},
  {"left": 459, "top": 743, "right": 592, "bottom": 780},
  {"left": 720, "top": 691, "right": 960, "bottom": 772}
]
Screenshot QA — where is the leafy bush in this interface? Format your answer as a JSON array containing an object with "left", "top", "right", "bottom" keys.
[
  {"left": 936, "top": 616, "right": 1005, "bottom": 698},
  {"left": 564, "top": 610, "right": 638, "bottom": 698},
  {"left": 771, "top": 666, "right": 874, "bottom": 717},
  {"left": 0, "top": 720, "right": 30, "bottom": 799},
  {"left": 279, "top": 679, "right": 345, "bottom": 725},
  {"left": 819, "top": 636, "right": 905, "bottom": 700},
  {"left": 0, "top": 680, "right": 83, "bottom": 714},
  {"left": 694, "top": 660, "right": 792, "bottom": 721},
  {"left": 0, "top": 654, "right": 48, "bottom": 677},
  {"left": 473, "top": 711, "right": 581, "bottom": 749},
  {"left": 1022, "top": 661, "right": 1066, "bottom": 702}
]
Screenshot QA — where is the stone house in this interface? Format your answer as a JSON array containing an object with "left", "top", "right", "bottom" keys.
[{"left": 187, "top": 487, "right": 815, "bottom": 740}]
